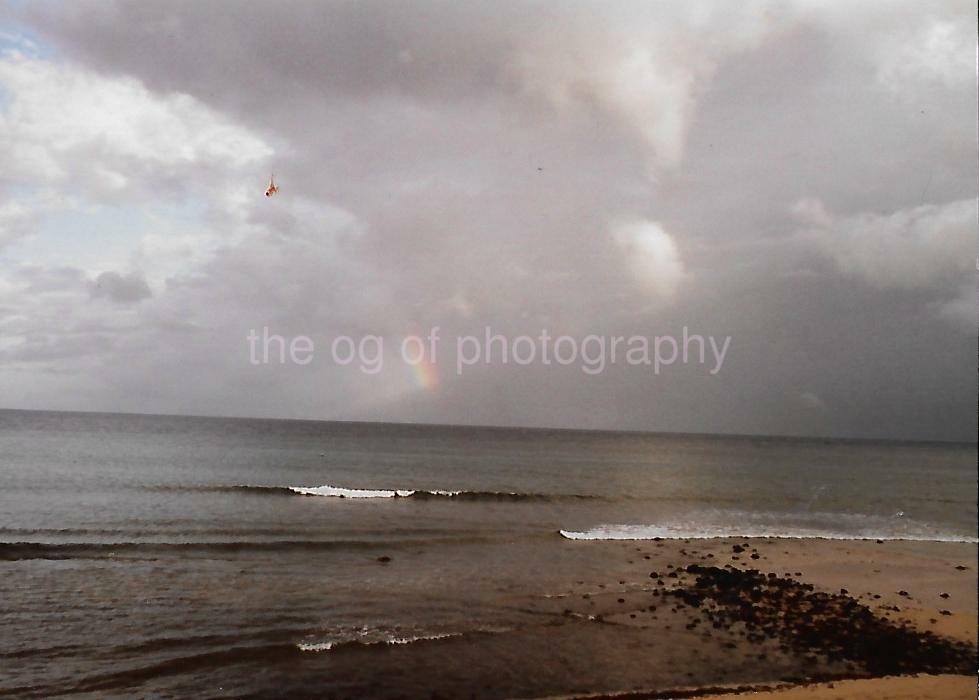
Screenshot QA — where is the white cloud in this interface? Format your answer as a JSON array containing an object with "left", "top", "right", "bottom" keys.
[
  {"left": 791, "top": 0, "right": 976, "bottom": 94},
  {"left": 0, "top": 49, "right": 286, "bottom": 281},
  {"left": 0, "top": 50, "right": 272, "bottom": 193},
  {"left": 612, "top": 219, "right": 685, "bottom": 300},
  {"left": 798, "top": 197, "right": 977, "bottom": 290},
  {"left": 874, "top": 18, "right": 976, "bottom": 93},
  {"left": 0, "top": 50, "right": 285, "bottom": 377},
  {"left": 794, "top": 197, "right": 976, "bottom": 330},
  {"left": 510, "top": 4, "right": 779, "bottom": 169}
]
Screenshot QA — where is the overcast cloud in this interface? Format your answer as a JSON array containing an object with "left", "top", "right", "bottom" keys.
[{"left": 0, "top": 0, "right": 975, "bottom": 440}]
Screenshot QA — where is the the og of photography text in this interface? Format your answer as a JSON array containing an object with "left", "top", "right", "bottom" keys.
[{"left": 246, "top": 326, "right": 732, "bottom": 376}]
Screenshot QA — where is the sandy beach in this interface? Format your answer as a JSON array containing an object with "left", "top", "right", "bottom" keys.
[
  {"left": 702, "top": 675, "right": 975, "bottom": 700},
  {"left": 535, "top": 537, "right": 977, "bottom": 700}
]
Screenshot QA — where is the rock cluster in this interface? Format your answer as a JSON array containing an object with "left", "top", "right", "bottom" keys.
[{"left": 664, "top": 564, "right": 976, "bottom": 676}]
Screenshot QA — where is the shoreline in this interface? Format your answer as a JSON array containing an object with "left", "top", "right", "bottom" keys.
[
  {"left": 559, "top": 531, "right": 979, "bottom": 545},
  {"left": 539, "top": 674, "right": 976, "bottom": 700}
]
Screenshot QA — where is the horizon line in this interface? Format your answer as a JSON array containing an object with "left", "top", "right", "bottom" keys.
[{"left": 0, "top": 405, "right": 974, "bottom": 448}]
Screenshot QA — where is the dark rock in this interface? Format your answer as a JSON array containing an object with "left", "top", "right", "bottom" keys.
[{"left": 664, "top": 565, "right": 976, "bottom": 676}]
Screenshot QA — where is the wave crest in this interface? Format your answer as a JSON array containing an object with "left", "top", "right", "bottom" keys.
[
  {"left": 559, "top": 522, "right": 979, "bottom": 544},
  {"left": 297, "top": 631, "right": 461, "bottom": 653},
  {"left": 147, "top": 484, "right": 595, "bottom": 501},
  {"left": 287, "top": 484, "right": 592, "bottom": 502}
]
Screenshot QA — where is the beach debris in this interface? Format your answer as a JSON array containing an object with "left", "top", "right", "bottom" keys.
[{"left": 376, "top": 555, "right": 391, "bottom": 563}]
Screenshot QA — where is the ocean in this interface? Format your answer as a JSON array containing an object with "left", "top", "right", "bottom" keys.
[{"left": 0, "top": 409, "right": 975, "bottom": 698}]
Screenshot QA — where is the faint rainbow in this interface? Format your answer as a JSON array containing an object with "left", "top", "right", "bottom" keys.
[{"left": 409, "top": 355, "right": 440, "bottom": 390}]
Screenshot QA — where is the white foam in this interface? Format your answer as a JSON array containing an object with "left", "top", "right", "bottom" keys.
[
  {"left": 285, "top": 485, "right": 558, "bottom": 500},
  {"left": 296, "top": 631, "right": 461, "bottom": 652},
  {"left": 289, "top": 485, "right": 418, "bottom": 498},
  {"left": 559, "top": 524, "right": 978, "bottom": 544},
  {"left": 384, "top": 632, "right": 459, "bottom": 645}
]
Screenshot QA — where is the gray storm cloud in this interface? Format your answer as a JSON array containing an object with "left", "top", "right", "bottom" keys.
[
  {"left": 1, "top": 0, "right": 976, "bottom": 440},
  {"left": 90, "top": 271, "right": 153, "bottom": 304}
]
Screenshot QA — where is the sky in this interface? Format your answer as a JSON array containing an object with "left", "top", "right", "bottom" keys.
[{"left": 0, "top": 0, "right": 976, "bottom": 441}]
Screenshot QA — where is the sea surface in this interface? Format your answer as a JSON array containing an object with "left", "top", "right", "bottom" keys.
[{"left": 0, "top": 409, "right": 975, "bottom": 698}]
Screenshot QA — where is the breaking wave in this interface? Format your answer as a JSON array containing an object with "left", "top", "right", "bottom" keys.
[
  {"left": 280, "top": 484, "right": 594, "bottom": 501},
  {"left": 146, "top": 483, "right": 596, "bottom": 501},
  {"left": 559, "top": 522, "right": 979, "bottom": 544},
  {"left": 297, "top": 632, "right": 462, "bottom": 653},
  {"left": 296, "top": 625, "right": 507, "bottom": 653}
]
